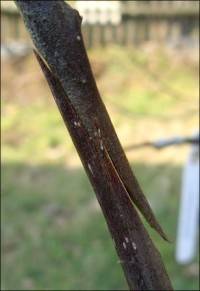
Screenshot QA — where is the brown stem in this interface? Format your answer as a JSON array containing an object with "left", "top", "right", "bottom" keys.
[{"left": 15, "top": 1, "right": 173, "bottom": 290}]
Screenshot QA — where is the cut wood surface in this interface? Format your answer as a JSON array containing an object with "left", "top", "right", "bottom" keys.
[{"left": 15, "top": 1, "right": 173, "bottom": 290}]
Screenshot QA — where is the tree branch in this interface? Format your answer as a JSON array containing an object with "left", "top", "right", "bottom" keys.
[{"left": 15, "top": 1, "right": 173, "bottom": 290}]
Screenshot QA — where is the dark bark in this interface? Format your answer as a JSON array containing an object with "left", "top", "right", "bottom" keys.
[{"left": 15, "top": 1, "right": 173, "bottom": 290}]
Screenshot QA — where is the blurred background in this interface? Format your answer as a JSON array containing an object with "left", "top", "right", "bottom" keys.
[{"left": 1, "top": 1, "right": 199, "bottom": 290}]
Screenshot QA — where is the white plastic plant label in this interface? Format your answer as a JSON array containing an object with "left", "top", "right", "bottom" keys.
[{"left": 176, "top": 142, "right": 199, "bottom": 264}]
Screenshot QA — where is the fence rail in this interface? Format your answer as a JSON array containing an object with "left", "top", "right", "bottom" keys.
[{"left": 122, "top": 1, "right": 199, "bottom": 16}]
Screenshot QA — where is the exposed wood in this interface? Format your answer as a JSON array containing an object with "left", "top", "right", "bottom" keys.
[{"left": 15, "top": 1, "right": 173, "bottom": 290}]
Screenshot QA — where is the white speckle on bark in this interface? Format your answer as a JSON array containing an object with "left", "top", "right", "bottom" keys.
[
  {"left": 100, "top": 140, "right": 104, "bottom": 151},
  {"left": 125, "top": 237, "right": 129, "bottom": 243},
  {"left": 81, "top": 78, "right": 87, "bottom": 84},
  {"left": 76, "top": 35, "right": 81, "bottom": 41},
  {"left": 122, "top": 242, "right": 127, "bottom": 249},
  {"left": 132, "top": 242, "right": 137, "bottom": 250},
  {"left": 98, "top": 128, "right": 101, "bottom": 137},
  {"left": 74, "top": 121, "right": 81, "bottom": 127},
  {"left": 88, "top": 163, "right": 94, "bottom": 176}
]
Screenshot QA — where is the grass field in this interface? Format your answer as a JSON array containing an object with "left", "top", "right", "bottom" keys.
[{"left": 1, "top": 45, "right": 199, "bottom": 290}]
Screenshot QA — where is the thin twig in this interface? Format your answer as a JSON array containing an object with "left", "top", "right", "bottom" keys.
[{"left": 125, "top": 134, "right": 200, "bottom": 151}]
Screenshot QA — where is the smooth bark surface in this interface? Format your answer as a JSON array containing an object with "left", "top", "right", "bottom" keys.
[{"left": 15, "top": 1, "right": 173, "bottom": 290}]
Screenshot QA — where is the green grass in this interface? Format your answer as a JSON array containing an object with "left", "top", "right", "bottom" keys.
[
  {"left": 2, "top": 162, "right": 199, "bottom": 290},
  {"left": 1, "top": 46, "right": 199, "bottom": 290}
]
